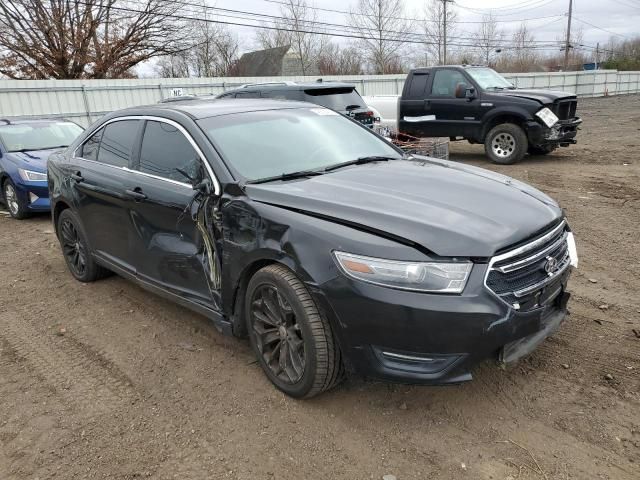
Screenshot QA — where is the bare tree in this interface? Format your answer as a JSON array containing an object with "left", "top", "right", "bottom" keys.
[
  {"left": 0, "top": 0, "right": 185, "bottom": 79},
  {"left": 256, "top": 0, "right": 326, "bottom": 75},
  {"left": 474, "top": 12, "right": 504, "bottom": 65},
  {"left": 318, "top": 43, "right": 365, "bottom": 75},
  {"left": 502, "top": 22, "right": 540, "bottom": 72},
  {"left": 190, "top": 4, "right": 239, "bottom": 77},
  {"left": 349, "top": 0, "right": 413, "bottom": 74},
  {"left": 156, "top": 54, "right": 192, "bottom": 78},
  {"left": 423, "top": 0, "right": 457, "bottom": 65}
]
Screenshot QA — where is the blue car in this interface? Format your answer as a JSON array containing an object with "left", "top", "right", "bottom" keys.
[{"left": 0, "top": 118, "right": 83, "bottom": 219}]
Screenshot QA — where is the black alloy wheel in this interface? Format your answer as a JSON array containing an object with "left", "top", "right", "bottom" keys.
[
  {"left": 246, "top": 265, "right": 343, "bottom": 398},
  {"left": 60, "top": 217, "right": 87, "bottom": 278},
  {"left": 251, "top": 284, "right": 306, "bottom": 384},
  {"left": 56, "top": 209, "right": 109, "bottom": 282}
]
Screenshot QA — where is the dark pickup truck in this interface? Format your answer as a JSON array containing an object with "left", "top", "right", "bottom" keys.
[{"left": 391, "top": 65, "right": 582, "bottom": 164}]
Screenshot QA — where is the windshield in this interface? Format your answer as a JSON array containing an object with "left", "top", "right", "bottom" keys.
[
  {"left": 199, "top": 108, "right": 401, "bottom": 181},
  {"left": 303, "top": 88, "right": 364, "bottom": 111},
  {"left": 0, "top": 121, "right": 83, "bottom": 152},
  {"left": 467, "top": 68, "right": 514, "bottom": 90}
]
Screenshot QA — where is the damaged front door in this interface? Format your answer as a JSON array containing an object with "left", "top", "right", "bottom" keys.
[{"left": 128, "top": 119, "right": 222, "bottom": 310}]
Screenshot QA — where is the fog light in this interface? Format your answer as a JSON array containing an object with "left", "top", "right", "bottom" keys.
[{"left": 29, "top": 192, "right": 39, "bottom": 204}]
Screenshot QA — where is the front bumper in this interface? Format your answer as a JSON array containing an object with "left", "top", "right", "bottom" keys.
[
  {"left": 526, "top": 117, "right": 582, "bottom": 147},
  {"left": 16, "top": 181, "right": 50, "bottom": 211},
  {"left": 312, "top": 264, "right": 571, "bottom": 385}
]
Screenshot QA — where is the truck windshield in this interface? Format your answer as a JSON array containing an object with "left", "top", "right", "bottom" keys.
[
  {"left": 467, "top": 68, "right": 514, "bottom": 90},
  {"left": 0, "top": 121, "right": 83, "bottom": 152},
  {"left": 199, "top": 107, "right": 401, "bottom": 181},
  {"left": 303, "top": 87, "right": 364, "bottom": 111}
]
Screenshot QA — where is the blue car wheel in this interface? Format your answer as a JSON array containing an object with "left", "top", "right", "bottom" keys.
[{"left": 2, "top": 178, "right": 29, "bottom": 220}]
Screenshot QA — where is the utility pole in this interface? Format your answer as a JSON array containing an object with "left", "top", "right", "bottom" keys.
[
  {"left": 442, "top": 0, "right": 453, "bottom": 65},
  {"left": 563, "top": 0, "right": 573, "bottom": 71}
]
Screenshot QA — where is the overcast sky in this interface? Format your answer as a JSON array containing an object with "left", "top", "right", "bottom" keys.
[{"left": 140, "top": 0, "right": 640, "bottom": 75}]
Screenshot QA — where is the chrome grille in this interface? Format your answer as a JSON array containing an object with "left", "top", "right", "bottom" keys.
[{"left": 485, "top": 221, "right": 571, "bottom": 311}]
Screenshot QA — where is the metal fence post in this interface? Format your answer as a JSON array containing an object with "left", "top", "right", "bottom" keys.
[{"left": 81, "top": 85, "right": 92, "bottom": 124}]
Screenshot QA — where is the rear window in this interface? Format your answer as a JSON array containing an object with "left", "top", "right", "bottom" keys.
[{"left": 303, "top": 87, "right": 364, "bottom": 111}]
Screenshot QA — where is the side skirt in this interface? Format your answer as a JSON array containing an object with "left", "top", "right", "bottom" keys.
[{"left": 94, "top": 254, "right": 233, "bottom": 336}]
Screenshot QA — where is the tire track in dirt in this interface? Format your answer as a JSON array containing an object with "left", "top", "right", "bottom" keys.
[{"left": 0, "top": 311, "right": 138, "bottom": 417}]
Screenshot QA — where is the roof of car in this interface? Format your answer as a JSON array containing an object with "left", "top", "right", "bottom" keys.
[
  {"left": 122, "top": 98, "right": 321, "bottom": 120},
  {"left": 222, "top": 81, "right": 357, "bottom": 94}
]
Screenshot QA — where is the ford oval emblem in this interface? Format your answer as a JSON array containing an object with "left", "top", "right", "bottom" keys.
[{"left": 544, "top": 256, "right": 559, "bottom": 275}]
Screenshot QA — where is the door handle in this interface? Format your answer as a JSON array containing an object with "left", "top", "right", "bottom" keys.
[
  {"left": 70, "top": 172, "right": 84, "bottom": 183},
  {"left": 125, "top": 188, "right": 147, "bottom": 201}
]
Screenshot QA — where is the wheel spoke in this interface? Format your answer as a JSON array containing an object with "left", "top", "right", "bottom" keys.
[
  {"left": 287, "top": 339, "right": 304, "bottom": 378},
  {"left": 279, "top": 340, "right": 291, "bottom": 381}
]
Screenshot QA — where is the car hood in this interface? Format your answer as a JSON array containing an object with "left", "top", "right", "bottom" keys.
[
  {"left": 495, "top": 89, "right": 576, "bottom": 105},
  {"left": 245, "top": 158, "right": 563, "bottom": 258},
  {"left": 7, "top": 148, "right": 62, "bottom": 171}
]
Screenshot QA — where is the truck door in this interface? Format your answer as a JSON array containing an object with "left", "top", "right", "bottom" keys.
[
  {"left": 425, "top": 69, "right": 482, "bottom": 138},
  {"left": 398, "top": 71, "right": 432, "bottom": 136}
]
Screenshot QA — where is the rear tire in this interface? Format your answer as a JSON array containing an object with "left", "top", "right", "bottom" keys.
[
  {"left": 484, "top": 123, "right": 528, "bottom": 165},
  {"left": 57, "top": 209, "right": 109, "bottom": 282},
  {"left": 528, "top": 145, "right": 557, "bottom": 155},
  {"left": 2, "top": 178, "right": 29, "bottom": 219},
  {"left": 246, "top": 264, "right": 343, "bottom": 398}
]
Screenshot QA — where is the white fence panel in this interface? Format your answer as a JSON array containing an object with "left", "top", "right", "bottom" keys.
[{"left": 1, "top": 70, "right": 638, "bottom": 127}]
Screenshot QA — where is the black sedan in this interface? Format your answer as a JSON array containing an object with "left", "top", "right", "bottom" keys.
[{"left": 48, "top": 99, "right": 578, "bottom": 398}]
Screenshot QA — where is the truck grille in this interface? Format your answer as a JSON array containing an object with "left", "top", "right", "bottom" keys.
[
  {"left": 552, "top": 99, "right": 577, "bottom": 121},
  {"left": 485, "top": 221, "right": 571, "bottom": 311}
]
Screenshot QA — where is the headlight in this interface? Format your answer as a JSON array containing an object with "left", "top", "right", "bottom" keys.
[
  {"left": 535, "top": 107, "right": 559, "bottom": 128},
  {"left": 18, "top": 168, "right": 47, "bottom": 182},
  {"left": 334, "top": 251, "right": 472, "bottom": 293}
]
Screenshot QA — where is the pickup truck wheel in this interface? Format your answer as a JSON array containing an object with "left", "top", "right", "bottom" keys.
[
  {"left": 528, "top": 145, "right": 557, "bottom": 155},
  {"left": 246, "top": 264, "right": 343, "bottom": 398},
  {"left": 485, "top": 124, "right": 528, "bottom": 165}
]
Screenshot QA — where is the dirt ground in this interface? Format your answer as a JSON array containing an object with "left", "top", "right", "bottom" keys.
[{"left": 0, "top": 95, "right": 638, "bottom": 480}]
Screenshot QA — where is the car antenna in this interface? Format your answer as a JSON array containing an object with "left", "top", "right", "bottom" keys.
[{"left": 0, "top": 118, "right": 11, "bottom": 125}]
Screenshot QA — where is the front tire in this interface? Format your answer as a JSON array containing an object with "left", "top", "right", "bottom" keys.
[
  {"left": 3, "top": 178, "right": 29, "bottom": 219},
  {"left": 484, "top": 123, "right": 528, "bottom": 165},
  {"left": 246, "top": 264, "right": 343, "bottom": 398},
  {"left": 57, "top": 209, "right": 108, "bottom": 282}
]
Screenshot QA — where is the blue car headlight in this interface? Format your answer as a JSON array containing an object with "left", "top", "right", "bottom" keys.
[
  {"left": 18, "top": 168, "right": 47, "bottom": 182},
  {"left": 334, "top": 251, "right": 472, "bottom": 293}
]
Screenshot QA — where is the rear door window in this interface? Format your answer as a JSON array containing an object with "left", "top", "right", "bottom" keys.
[
  {"left": 407, "top": 73, "right": 429, "bottom": 98},
  {"left": 96, "top": 120, "right": 141, "bottom": 167},
  {"left": 138, "top": 120, "right": 203, "bottom": 184}
]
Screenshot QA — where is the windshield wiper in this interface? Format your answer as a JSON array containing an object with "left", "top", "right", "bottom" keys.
[
  {"left": 323, "top": 155, "right": 399, "bottom": 172},
  {"left": 345, "top": 104, "right": 362, "bottom": 110},
  {"left": 246, "top": 169, "right": 325, "bottom": 185}
]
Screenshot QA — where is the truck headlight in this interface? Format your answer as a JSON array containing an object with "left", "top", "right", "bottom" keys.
[
  {"left": 334, "top": 251, "right": 472, "bottom": 293},
  {"left": 18, "top": 168, "right": 47, "bottom": 182}
]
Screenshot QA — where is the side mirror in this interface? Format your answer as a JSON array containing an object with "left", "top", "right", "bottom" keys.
[
  {"left": 455, "top": 82, "right": 476, "bottom": 99},
  {"left": 454, "top": 82, "right": 467, "bottom": 98},
  {"left": 193, "top": 178, "right": 213, "bottom": 195}
]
